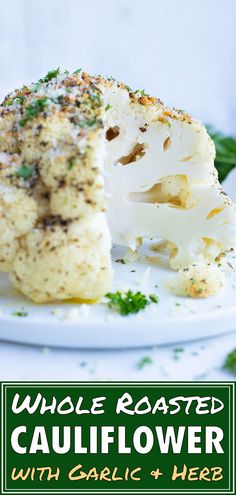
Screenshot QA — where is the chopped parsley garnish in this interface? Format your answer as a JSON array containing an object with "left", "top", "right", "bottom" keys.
[
  {"left": 3, "top": 94, "right": 26, "bottom": 107},
  {"left": 149, "top": 294, "right": 158, "bottom": 303},
  {"left": 16, "top": 164, "right": 35, "bottom": 180},
  {"left": 77, "top": 117, "right": 97, "bottom": 128},
  {"left": 173, "top": 347, "right": 184, "bottom": 360},
  {"left": 3, "top": 98, "right": 13, "bottom": 107},
  {"left": 105, "top": 104, "right": 112, "bottom": 111},
  {"left": 224, "top": 348, "right": 236, "bottom": 375},
  {"left": 39, "top": 68, "right": 60, "bottom": 83},
  {"left": 137, "top": 356, "right": 153, "bottom": 369},
  {"left": 115, "top": 258, "right": 126, "bottom": 264},
  {"left": 74, "top": 68, "right": 82, "bottom": 74},
  {"left": 68, "top": 159, "right": 75, "bottom": 170},
  {"left": 134, "top": 89, "right": 149, "bottom": 96},
  {"left": 32, "top": 82, "right": 41, "bottom": 93},
  {"left": 86, "top": 118, "right": 97, "bottom": 127},
  {"left": 16, "top": 95, "right": 26, "bottom": 105},
  {"left": 19, "top": 97, "right": 48, "bottom": 126},
  {"left": 12, "top": 308, "right": 28, "bottom": 317},
  {"left": 106, "top": 290, "right": 158, "bottom": 316},
  {"left": 124, "top": 84, "right": 132, "bottom": 93}
]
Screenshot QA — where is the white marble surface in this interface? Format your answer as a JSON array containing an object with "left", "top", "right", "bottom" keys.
[{"left": 0, "top": 330, "right": 235, "bottom": 381}]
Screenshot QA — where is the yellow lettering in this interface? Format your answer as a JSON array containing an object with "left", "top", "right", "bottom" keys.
[
  {"left": 212, "top": 467, "right": 223, "bottom": 481},
  {"left": 172, "top": 464, "right": 187, "bottom": 481},
  {"left": 131, "top": 467, "right": 141, "bottom": 481},
  {"left": 99, "top": 467, "right": 111, "bottom": 481},
  {"left": 111, "top": 467, "right": 122, "bottom": 481},
  {"left": 199, "top": 467, "right": 211, "bottom": 481},
  {"left": 68, "top": 464, "right": 87, "bottom": 481},
  {"left": 11, "top": 468, "right": 31, "bottom": 481}
]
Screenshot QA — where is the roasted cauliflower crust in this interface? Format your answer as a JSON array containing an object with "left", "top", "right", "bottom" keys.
[
  {"left": 0, "top": 71, "right": 112, "bottom": 302},
  {"left": 167, "top": 263, "right": 225, "bottom": 298},
  {"left": 0, "top": 69, "right": 236, "bottom": 301},
  {"left": 10, "top": 215, "right": 111, "bottom": 303}
]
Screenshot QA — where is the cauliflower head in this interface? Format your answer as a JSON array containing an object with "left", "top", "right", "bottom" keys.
[{"left": 0, "top": 68, "right": 236, "bottom": 302}]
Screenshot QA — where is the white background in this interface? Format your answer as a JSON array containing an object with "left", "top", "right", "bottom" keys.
[
  {"left": 0, "top": 0, "right": 235, "bottom": 380},
  {"left": 1, "top": 0, "right": 236, "bottom": 133}
]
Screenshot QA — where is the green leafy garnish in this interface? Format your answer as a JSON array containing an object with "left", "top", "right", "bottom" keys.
[
  {"left": 74, "top": 68, "right": 82, "bottom": 74},
  {"left": 149, "top": 294, "right": 158, "bottom": 303},
  {"left": 12, "top": 308, "right": 28, "bottom": 317},
  {"left": 134, "top": 89, "right": 149, "bottom": 96},
  {"left": 16, "top": 95, "right": 25, "bottom": 105},
  {"left": 86, "top": 118, "right": 97, "bottom": 127},
  {"left": 137, "top": 356, "right": 153, "bottom": 369},
  {"left": 105, "top": 104, "right": 112, "bottom": 111},
  {"left": 39, "top": 68, "right": 60, "bottom": 83},
  {"left": 68, "top": 159, "right": 75, "bottom": 170},
  {"left": 106, "top": 290, "right": 158, "bottom": 316},
  {"left": 115, "top": 258, "right": 126, "bottom": 264},
  {"left": 3, "top": 98, "right": 13, "bottom": 107},
  {"left": 207, "top": 126, "right": 236, "bottom": 182},
  {"left": 16, "top": 164, "right": 35, "bottom": 180},
  {"left": 19, "top": 97, "right": 48, "bottom": 126},
  {"left": 223, "top": 348, "right": 236, "bottom": 375}
]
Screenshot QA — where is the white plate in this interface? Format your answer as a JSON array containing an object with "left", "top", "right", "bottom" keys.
[
  {"left": 0, "top": 240, "right": 236, "bottom": 348},
  {"left": 0, "top": 173, "right": 236, "bottom": 349}
]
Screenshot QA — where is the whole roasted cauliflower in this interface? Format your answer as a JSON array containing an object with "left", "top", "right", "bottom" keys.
[{"left": 0, "top": 68, "right": 235, "bottom": 302}]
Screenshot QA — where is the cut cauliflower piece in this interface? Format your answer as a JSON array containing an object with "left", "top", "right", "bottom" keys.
[
  {"left": 0, "top": 69, "right": 236, "bottom": 302},
  {"left": 103, "top": 84, "right": 236, "bottom": 270},
  {"left": 167, "top": 263, "right": 225, "bottom": 298}
]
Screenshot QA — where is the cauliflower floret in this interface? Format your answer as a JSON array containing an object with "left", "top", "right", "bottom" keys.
[
  {"left": 0, "top": 183, "right": 37, "bottom": 269},
  {"left": 167, "top": 263, "right": 225, "bottom": 298},
  {"left": 0, "top": 240, "right": 19, "bottom": 272},
  {"left": 10, "top": 215, "right": 112, "bottom": 303}
]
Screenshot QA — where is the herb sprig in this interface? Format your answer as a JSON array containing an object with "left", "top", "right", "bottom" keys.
[
  {"left": 39, "top": 68, "right": 60, "bottom": 83},
  {"left": 106, "top": 290, "right": 158, "bottom": 316},
  {"left": 207, "top": 126, "right": 236, "bottom": 182},
  {"left": 19, "top": 97, "right": 48, "bottom": 126},
  {"left": 224, "top": 348, "right": 236, "bottom": 375},
  {"left": 12, "top": 308, "right": 28, "bottom": 317},
  {"left": 16, "top": 164, "right": 35, "bottom": 180},
  {"left": 137, "top": 356, "right": 153, "bottom": 369}
]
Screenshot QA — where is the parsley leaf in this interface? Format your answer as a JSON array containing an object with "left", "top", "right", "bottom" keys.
[
  {"left": 224, "top": 348, "right": 236, "bottom": 375},
  {"left": 19, "top": 97, "right": 48, "bottom": 126},
  {"left": 206, "top": 126, "right": 236, "bottom": 182},
  {"left": 68, "top": 159, "right": 75, "bottom": 170},
  {"left": 12, "top": 308, "right": 28, "bottom": 317},
  {"left": 16, "top": 95, "right": 26, "bottom": 105},
  {"left": 105, "top": 103, "right": 112, "bottom": 111},
  {"left": 3, "top": 98, "right": 13, "bottom": 107},
  {"left": 106, "top": 290, "right": 158, "bottom": 316},
  {"left": 16, "top": 164, "right": 35, "bottom": 180},
  {"left": 74, "top": 68, "right": 82, "bottom": 74},
  {"left": 39, "top": 68, "right": 60, "bottom": 83},
  {"left": 137, "top": 356, "right": 153, "bottom": 369}
]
